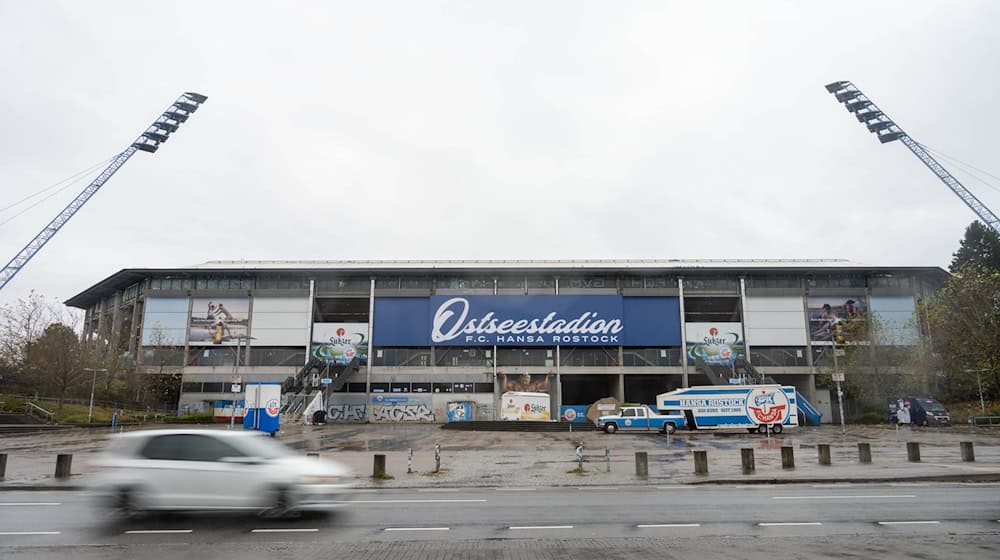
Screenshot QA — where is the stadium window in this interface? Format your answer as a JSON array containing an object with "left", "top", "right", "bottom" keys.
[
  {"left": 433, "top": 383, "right": 454, "bottom": 393},
  {"left": 390, "top": 382, "right": 410, "bottom": 393},
  {"left": 370, "top": 383, "right": 389, "bottom": 393},
  {"left": 473, "top": 383, "right": 494, "bottom": 393},
  {"left": 411, "top": 382, "right": 432, "bottom": 393},
  {"left": 683, "top": 297, "right": 742, "bottom": 322},
  {"left": 454, "top": 382, "right": 474, "bottom": 393}
]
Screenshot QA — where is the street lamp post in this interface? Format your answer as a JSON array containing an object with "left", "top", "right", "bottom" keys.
[
  {"left": 830, "top": 340, "right": 846, "bottom": 435},
  {"left": 83, "top": 368, "right": 109, "bottom": 424},
  {"left": 230, "top": 336, "right": 254, "bottom": 430}
]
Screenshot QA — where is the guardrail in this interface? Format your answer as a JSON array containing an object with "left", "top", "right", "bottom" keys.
[
  {"left": 970, "top": 415, "right": 1000, "bottom": 427},
  {"left": 24, "top": 401, "right": 55, "bottom": 422}
]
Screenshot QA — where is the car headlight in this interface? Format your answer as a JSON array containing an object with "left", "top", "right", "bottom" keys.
[{"left": 301, "top": 476, "right": 342, "bottom": 484}]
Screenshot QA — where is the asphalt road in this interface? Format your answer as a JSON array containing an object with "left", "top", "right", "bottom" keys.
[{"left": 1, "top": 483, "right": 999, "bottom": 559}]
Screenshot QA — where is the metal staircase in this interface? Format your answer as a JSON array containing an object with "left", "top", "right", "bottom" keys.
[{"left": 281, "top": 356, "right": 360, "bottom": 415}]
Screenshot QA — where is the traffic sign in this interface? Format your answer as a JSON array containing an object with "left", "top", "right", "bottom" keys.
[
  {"left": 831, "top": 372, "right": 845, "bottom": 382},
  {"left": 231, "top": 384, "right": 242, "bottom": 393},
  {"left": 320, "top": 378, "right": 333, "bottom": 385}
]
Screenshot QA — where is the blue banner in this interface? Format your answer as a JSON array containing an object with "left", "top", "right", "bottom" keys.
[{"left": 373, "top": 295, "right": 681, "bottom": 347}]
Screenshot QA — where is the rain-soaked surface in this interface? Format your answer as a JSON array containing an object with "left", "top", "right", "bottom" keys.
[{"left": 2, "top": 422, "right": 1000, "bottom": 488}]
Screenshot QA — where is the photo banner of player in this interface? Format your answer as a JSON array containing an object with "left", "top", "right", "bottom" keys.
[{"left": 189, "top": 297, "right": 250, "bottom": 345}]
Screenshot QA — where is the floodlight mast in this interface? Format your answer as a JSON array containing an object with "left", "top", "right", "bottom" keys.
[
  {"left": 0, "top": 92, "right": 208, "bottom": 291},
  {"left": 825, "top": 81, "right": 1000, "bottom": 235}
]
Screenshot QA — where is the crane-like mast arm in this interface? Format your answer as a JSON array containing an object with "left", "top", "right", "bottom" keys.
[
  {"left": 825, "top": 81, "right": 1000, "bottom": 236},
  {"left": 0, "top": 92, "right": 207, "bottom": 291},
  {"left": 897, "top": 136, "right": 1000, "bottom": 233}
]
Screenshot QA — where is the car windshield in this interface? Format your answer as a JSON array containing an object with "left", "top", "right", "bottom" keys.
[
  {"left": 234, "top": 434, "right": 297, "bottom": 460},
  {"left": 919, "top": 399, "right": 947, "bottom": 413}
]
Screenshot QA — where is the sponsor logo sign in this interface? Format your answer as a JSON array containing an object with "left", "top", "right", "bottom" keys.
[
  {"left": 265, "top": 398, "right": 280, "bottom": 417},
  {"left": 312, "top": 323, "right": 368, "bottom": 365},
  {"left": 430, "top": 295, "right": 624, "bottom": 346},
  {"left": 686, "top": 322, "right": 744, "bottom": 366},
  {"left": 745, "top": 388, "right": 788, "bottom": 424}
]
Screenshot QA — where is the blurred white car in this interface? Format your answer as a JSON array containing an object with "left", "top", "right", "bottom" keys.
[{"left": 89, "top": 428, "right": 354, "bottom": 518}]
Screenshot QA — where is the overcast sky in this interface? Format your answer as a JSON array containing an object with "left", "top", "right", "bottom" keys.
[{"left": 2, "top": 0, "right": 998, "bottom": 309}]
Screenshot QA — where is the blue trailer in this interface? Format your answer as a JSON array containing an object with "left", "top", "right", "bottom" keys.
[{"left": 657, "top": 385, "right": 799, "bottom": 434}]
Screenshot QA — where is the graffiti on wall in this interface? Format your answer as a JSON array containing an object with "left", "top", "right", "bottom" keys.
[
  {"left": 370, "top": 394, "right": 435, "bottom": 423},
  {"left": 327, "top": 404, "right": 367, "bottom": 422}
]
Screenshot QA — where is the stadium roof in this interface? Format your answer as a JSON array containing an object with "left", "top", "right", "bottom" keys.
[{"left": 65, "top": 259, "right": 949, "bottom": 308}]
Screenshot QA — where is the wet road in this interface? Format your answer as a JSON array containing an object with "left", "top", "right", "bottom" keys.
[{"left": 1, "top": 483, "right": 998, "bottom": 559}]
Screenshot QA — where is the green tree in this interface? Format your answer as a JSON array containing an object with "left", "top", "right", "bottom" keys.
[
  {"left": 31, "top": 323, "right": 88, "bottom": 410},
  {"left": 950, "top": 221, "right": 1000, "bottom": 273},
  {"left": 924, "top": 264, "right": 1000, "bottom": 401}
]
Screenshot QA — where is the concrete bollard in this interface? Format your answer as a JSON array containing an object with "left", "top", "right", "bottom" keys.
[
  {"left": 55, "top": 454, "right": 72, "bottom": 479},
  {"left": 961, "top": 441, "right": 975, "bottom": 462},
  {"left": 693, "top": 450, "right": 708, "bottom": 475},
  {"left": 858, "top": 443, "right": 872, "bottom": 464},
  {"left": 434, "top": 443, "right": 441, "bottom": 473},
  {"left": 781, "top": 446, "right": 795, "bottom": 469},
  {"left": 907, "top": 442, "right": 921, "bottom": 463},
  {"left": 0, "top": 453, "right": 6, "bottom": 479},
  {"left": 741, "top": 448, "right": 755, "bottom": 475},
  {"left": 635, "top": 452, "right": 648, "bottom": 478},
  {"left": 818, "top": 444, "right": 831, "bottom": 466},
  {"left": 373, "top": 454, "right": 387, "bottom": 477}
]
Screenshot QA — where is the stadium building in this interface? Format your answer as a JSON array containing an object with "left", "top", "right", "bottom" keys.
[{"left": 65, "top": 260, "right": 948, "bottom": 423}]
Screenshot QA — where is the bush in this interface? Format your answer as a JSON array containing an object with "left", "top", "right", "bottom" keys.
[
  {"left": 162, "top": 413, "right": 215, "bottom": 424},
  {"left": 854, "top": 412, "right": 885, "bottom": 425}
]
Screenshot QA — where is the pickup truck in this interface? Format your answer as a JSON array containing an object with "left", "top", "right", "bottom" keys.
[{"left": 596, "top": 405, "right": 685, "bottom": 434}]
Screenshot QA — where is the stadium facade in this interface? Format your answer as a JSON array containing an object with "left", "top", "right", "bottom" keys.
[{"left": 65, "top": 260, "right": 948, "bottom": 423}]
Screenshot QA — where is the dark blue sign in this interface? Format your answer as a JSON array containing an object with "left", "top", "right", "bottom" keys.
[{"left": 373, "top": 296, "right": 680, "bottom": 347}]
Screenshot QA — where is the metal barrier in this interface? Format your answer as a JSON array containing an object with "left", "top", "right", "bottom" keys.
[
  {"left": 970, "top": 416, "right": 1000, "bottom": 427},
  {"left": 24, "top": 402, "right": 54, "bottom": 421}
]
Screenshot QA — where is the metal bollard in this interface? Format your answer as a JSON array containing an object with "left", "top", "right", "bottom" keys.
[
  {"left": 373, "top": 454, "right": 387, "bottom": 477},
  {"left": 907, "top": 442, "right": 921, "bottom": 462},
  {"left": 781, "top": 446, "right": 795, "bottom": 469},
  {"left": 961, "top": 441, "right": 975, "bottom": 462},
  {"left": 857, "top": 443, "right": 872, "bottom": 464},
  {"left": 818, "top": 444, "right": 831, "bottom": 465},
  {"left": 434, "top": 443, "right": 441, "bottom": 473},
  {"left": 55, "top": 454, "right": 72, "bottom": 479},
  {"left": 635, "top": 451, "right": 648, "bottom": 478},
  {"left": 741, "top": 448, "right": 755, "bottom": 475},
  {"left": 605, "top": 447, "right": 611, "bottom": 473},
  {"left": 694, "top": 450, "right": 708, "bottom": 475},
  {"left": 408, "top": 448, "right": 413, "bottom": 473},
  {"left": 0, "top": 453, "right": 6, "bottom": 479},
  {"left": 576, "top": 444, "right": 584, "bottom": 469}
]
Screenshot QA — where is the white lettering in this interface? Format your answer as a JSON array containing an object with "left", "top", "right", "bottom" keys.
[{"left": 430, "top": 298, "right": 625, "bottom": 343}]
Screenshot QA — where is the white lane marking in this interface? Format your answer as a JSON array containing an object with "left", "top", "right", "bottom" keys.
[
  {"left": 0, "top": 503, "right": 62, "bottom": 507},
  {"left": 758, "top": 522, "right": 823, "bottom": 527},
  {"left": 637, "top": 523, "right": 701, "bottom": 528},
  {"left": 341, "top": 499, "right": 487, "bottom": 504},
  {"left": 509, "top": 525, "right": 573, "bottom": 530},
  {"left": 251, "top": 528, "right": 320, "bottom": 533},
  {"left": 654, "top": 486, "right": 699, "bottom": 490},
  {"left": 125, "top": 530, "right": 193, "bottom": 534},
  {"left": 576, "top": 487, "right": 618, "bottom": 491},
  {"left": 353, "top": 489, "right": 379, "bottom": 493},
  {"left": 877, "top": 521, "right": 940, "bottom": 525},
  {"left": 773, "top": 495, "right": 916, "bottom": 500},
  {"left": 0, "top": 531, "right": 61, "bottom": 535},
  {"left": 496, "top": 488, "right": 538, "bottom": 492},
  {"left": 417, "top": 489, "right": 460, "bottom": 493},
  {"left": 384, "top": 527, "right": 450, "bottom": 532}
]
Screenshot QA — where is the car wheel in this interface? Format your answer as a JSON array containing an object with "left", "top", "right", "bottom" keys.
[
  {"left": 664, "top": 423, "right": 677, "bottom": 435},
  {"left": 261, "top": 487, "right": 295, "bottom": 519},
  {"left": 771, "top": 423, "right": 783, "bottom": 434},
  {"left": 756, "top": 424, "right": 768, "bottom": 434},
  {"left": 604, "top": 423, "right": 617, "bottom": 434},
  {"left": 109, "top": 487, "right": 143, "bottom": 521}
]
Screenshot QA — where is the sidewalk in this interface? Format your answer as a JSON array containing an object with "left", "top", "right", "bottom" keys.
[{"left": 2, "top": 423, "right": 999, "bottom": 489}]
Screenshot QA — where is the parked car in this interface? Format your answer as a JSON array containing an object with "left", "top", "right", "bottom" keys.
[
  {"left": 888, "top": 396, "right": 952, "bottom": 426},
  {"left": 89, "top": 428, "right": 354, "bottom": 518}
]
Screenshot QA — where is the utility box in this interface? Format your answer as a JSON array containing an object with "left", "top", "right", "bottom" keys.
[{"left": 243, "top": 382, "right": 282, "bottom": 435}]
